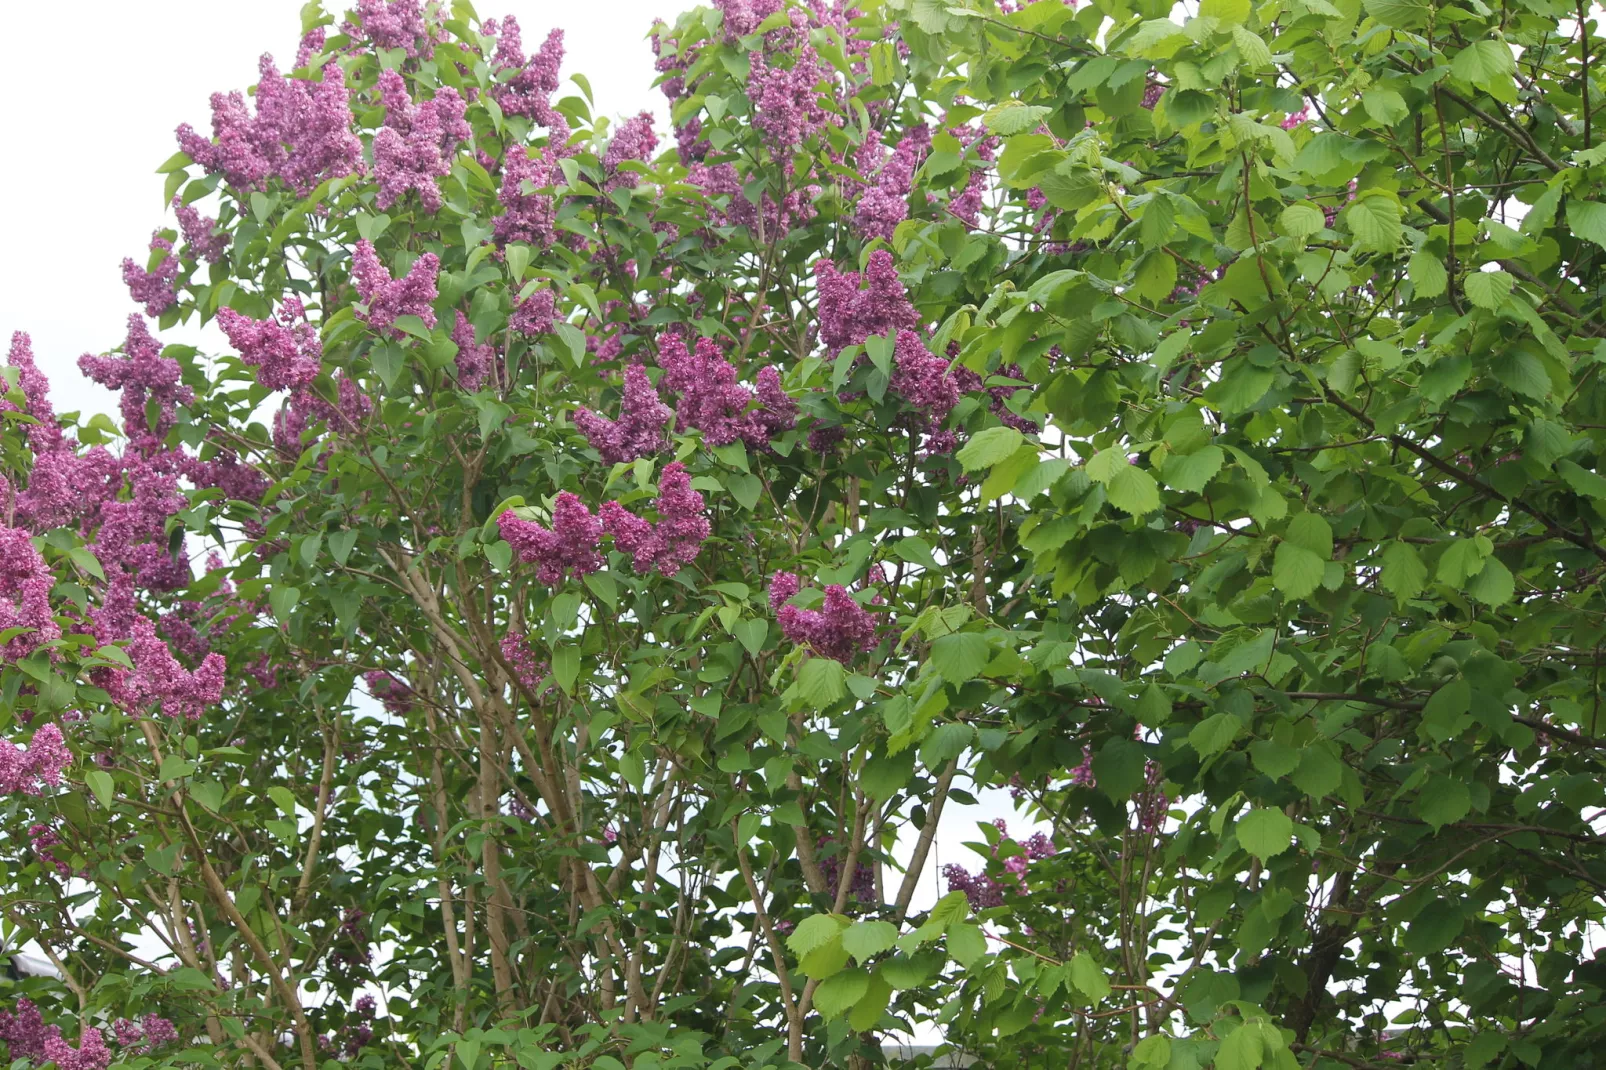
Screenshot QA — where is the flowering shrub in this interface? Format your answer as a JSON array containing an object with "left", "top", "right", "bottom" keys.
[{"left": 3, "top": 0, "right": 1606, "bottom": 1067}]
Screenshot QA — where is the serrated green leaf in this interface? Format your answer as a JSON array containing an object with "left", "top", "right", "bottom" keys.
[
  {"left": 1346, "top": 194, "right": 1402, "bottom": 252},
  {"left": 1409, "top": 250, "right": 1449, "bottom": 298},
  {"left": 842, "top": 920, "right": 898, "bottom": 964},
  {"left": 814, "top": 969, "right": 870, "bottom": 1020},
  {"left": 1417, "top": 776, "right": 1471, "bottom": 831},
  {"left": 1464, "top": 270, "right": 1514, "bottom": 310},
  {"left": 1568, "top": 200, "right": 1606, "bottom": 250},
  {"left": 787, "top": 914, "right": 848, "bottom": 958},
  {"left": 1277, "top": 203, "right": 1325, "bottom": 238},
  {"left": 1236, "top": 807, "right": 1295, "bottom": 860},
  {"left": 1272, "top": 542, "right": 1325, "bottom": 599},
  {"left": 930, "top": 632, "right": 991, "bottom": 682},
  {"left": 1069, "top": 951, "right": 1111, "bottom": 1001},
  {"left": 957, "top": 426, "right": 1027, "bottom": 470},
  {"left": 947, "top": 923, "right": 987, "bottom": 967}
]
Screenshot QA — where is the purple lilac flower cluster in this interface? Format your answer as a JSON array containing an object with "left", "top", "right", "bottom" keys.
[
  {"left": 890, "top": 330, "right": 961, "bottom": 420},
  {"left": 122, "top": 232, "right": 179, "bottom": 317},
  {"left": 373, "top": 69, "right": 471, "bottom": 212},
  {"left": 768, "top": 572, "right": 877, "bottom": 663},
  {"left": 942, "top": 821, "right": 1055, "bottom": 909},
  {"left": 603, "top": 112, "right": 659, "bottom": 189},
  {"left": 363, "top": 671, "right": 416, "bottom": 716},
  {"left": 511, "top": 288, "right": 558, "bottom": 336},
  {"left": 352, "top": 0, "right": 433, "bottom": 56},
  {"left": 173, "top": 198, "right": 229, "bottom": 263},
  {"left": 813, "top": 251, "right": 919, "bottom": 354},
  {"left": 351, "top": 240, "right": 440, "bottom": 336},
  {"left": 0, "top": 999, "right": 126, "bottom": 1070},
  {"left": 655, "top": 334, "right": 796, "bottom": 448},
  {"left": 598, "top": 462, "right": 711, "bottom": 577},
  {"left": 573, "top": 364, "right": 672, "bottom": 463},
  {"left": 0, "top": 524, "right": 63, "bottom": 660},
  {"left": 495, "top": 147, "right": 561, "bottom": 248},
  {"left": 451, "top": 312, "right": 495, "bottom": 392},
  {"left": 499, "top": 494, "right": 604, "bottom": 585},
  {"left": 485, "top": 17, "right": 568, "bottom": 137},
  {"left": 111, "top": 1015, "right": 178, "bottom": 1055},
  {"left": 499, "top": 631, "right": 550, "bottom": 694},
  {"left": 217, "top": 298, "right": 322, "bottom": 392},
  {"left": 0, "top": 722, "right": 69, "bottom": 796},
  {"left": 818, "top": 835, "right": 878, "bottom": 903},
  {"left": 176, "top": 55, "right": 362, "bottom": 194},
  {"left": 747, "top": 46, "right": 831, "bottom": 154},
  {"left": 854, "top": 125, "right": 929, "bottom": 242}
]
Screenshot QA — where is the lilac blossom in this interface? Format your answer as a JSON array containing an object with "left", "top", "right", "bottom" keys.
[
  {"left": 488, "top": 18, "right": 567, "bottom": 131},
  {"left": 603, "top": 112, "right": 659, "bottom": 188},
  {"left": 174, "top": 198, "right": 229, "bottom": 263},
  {"left": 510, "top": 288, "right": 557, "bottom": 336},
  {"left": 351, "top": 239, "right": 440, "bottom": 335},
  {"left": 373, "top": 69, "right": 471, "bottom": 211},
  {"left": 451, "top": 311, "right": 494, "bottom": 391},
  {"left": 573, "top": 364, "right": 672, "bottom": 463},
  {"left": 813, "top": 251, "right": 919, "bottom": 354},
  {"left": 890, "top": 330, "right": 960, "bottom": 420},
  {"left": 0, "top": 722, "right": 69, "bottom": 796},
  {"left": 714, "top": 0, "right": 784, "bottom": 40},
  {"left": 113, "top": 617, "right": 227, "bottom": 719},
  {"left": 78, "top": 316, "right": 193, "bottom": 454},
  {"left": 353, "top": 0, "right": 431, "bottom": 56},
  {"left": 495, "top": 147, "right": 559, "bottom": 247},
  {"left": 0, "top": 524, "right": 62, "bottom": 660},
  {"left": 769, "top": 572, "right": 877, "bottom": 663},
  {"left": 364, "top": 671, "right": 415, "bottom": 716},
  {"left": 599, "top": 462, "right": 710, "bottom": 577},
  {"left": 855, "top": 125, "right": 929, "bottom": 242},
  {"left": 747, "top": 46, "right": 831, "bottom": 153},
  {"left": 217, "top": 298, "right": 322, "bottom": 392},
  {"left": 499, "top": 493, "right": 604, "bottom": 585},
  {"left": 122, "top": 232, "right": 179, "bottom": 317},
  {"left": 176, "top": 55, "right": 361, "bottom": 194},
  {"left": 499, "top": 632, "right": 550, "bottom": 694}
]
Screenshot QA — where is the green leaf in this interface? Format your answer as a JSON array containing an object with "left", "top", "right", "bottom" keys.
[
  {"left": 189, "top": 781, "right": 225, "bottom": 813},
  {"left": 1285, "top": 513, "right": 1333, "bottom": 558},
  {"left": 1276, "top": 203, "right": 1325, "bottom": 238},
  {"left": 552, "top": 645, "right": 580, "bottom": 695},
  {"left": 1346, "top": 194, "right": 1402, "bottom": 252},
  {"left": 1465, "top": 556, "right": 1514, "bottom": 606},
  {"left": 982, "top": 103, "right": 1052, "bottom": 135},
  {"left": 787, "top": 914, "right": 848, "bottom": 958},
  {"left": 1236, "top": 808, "right": 1295, "bottom": 860},
  {"left": 798, "top": 657, "right": 847, "bottom": 708},
  {"left": 1437, "top": 538, "right": 1490, "bottom": 585},
  {"left": 1421, "top": 677, "right": 1471, "bottom": 741},
  {"left": 957, "top": 426, "right": 1026, "bottom": 470},
  {"left": 1272, "top": 543, "right": 1325, "bottom": 599},
  {"left": 814, "top": 969, "right": 870, "bottom": 1020},
  {"left": 1559, "top": 459, "right": 1606, "bottom": 499},
  {"left": 86, "top": 769, "right": 113, "bottom": 808},
  {"left": 1362, "top": 88, "right": 1409, "bottom": 125},
  {"left": 930, "top": 632, "right": 991, "bottom": 682},
  {"left": 1464, "top": 270, "right": 1514, "bottom": 310},
  {"left": 842, "top": 920, "right": 898, "bottom": 964},
  {"left": 1451, "top": 38, "right": 1516, "bottom": 95},
  {"left": 1417, "top": 776, "right": 1471, "bottom": 831},
  {"left": 1069, "top": 951, "right": 1111, "bottom": 1001},
  {"left": 1363, "top": 0, "right": 1429, "bottom": 27},
  {"left": 929, "top": 890, "right": 971, "bottom": 929},
  {"left": 1200, "top": 0, "right": 1250, "bottom": 24},
  {"left": 1231, "top": 26, "right": 1272, "bottom": 68},
  {"left": 1131, "top": 1035, "right": 1173, "bottom": 1070},
  {"left": 1567, "top": 200, "right": 1606, "bottom": 250},
  {"left": 849, "top": 970, "right": 893, "bottom": 1031},
  {"left": 1087, "top": 456, "right": 1159, "bottom": 515},
  {"left": 1189, "top": 713, "right": 1242, "bottom": 757},
  {"left": 269, "top": 585, "right": 301, "bottom": 624},
  {"left": 947, "top": 922, "right": 988, "bottom": 967},
  {"left": 1291, "top": 746, "right": 1343, "bottom": 798},
  {"left": 1216, "top": 1024, "right": 1264, "bottom": 1070},
  {"left": 328, "top": 528, "right": 358, "bottom": 567},
  {"left": 159, "top": 754, "right": 197, "bottom": 782},
  {"left": 1409, "top": 250, "right": 1449, "bottom": 298},
  {"left": 734, "top": 619, "right": 769, "bottom": 657}
]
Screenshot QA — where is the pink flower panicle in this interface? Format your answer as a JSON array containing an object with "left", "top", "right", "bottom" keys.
[
  {"left": 354, "top": 0, "right": 431, "bottom": 56},
  {"left": 654, "top": 335, "right": 795, "bottom": 448},
  {"left": 0, "top": 525, "right": 63, "bottom": 660},
  {"left": 603, "top": 112, "right": 659, "bottom": 188},
  {"left": 351, "top": 240, "right": 440, "bottom": 336},
  {"left": 364, "top": 670, "right": 415, "bottom": 716},
  {"left": 116, "top": 617, "right": 227, "bottom": 719},
  {"left": 499, "top": 493, "right": 603, "bottom": 585},
  {"left": 715, "top": 0, "right": 785, "bottom": 40},
  {"left": 122, "top": 232, "right": 179, "bottom": 317},
  {"left": 813, "top": 250, "right": 918, "bottom": 353},
  {"left": 1281, "top": 104, "right": 1311, "bottom": 130},
  {"left": 373, "top": 69, "right": 471, "bottom": 211},
  {"left": 174, "top": 198, "right": 229, "bottom": 263},
  {"left": 573, "top": 364, "right": 671, "bottom": 463},
  {"left": 855, "top": 124, "right": 929, "bottom": 241},
  {"left": 78, "top": 316, "right": 193, "bottom": 453},
  {"left": 495, "top": 147, "right": 559, "bottom": 247},
  {"left": 0, "top": 722, "right": 70, "bottom": 796},
  {"left": 0, "top": 999, "right": 57, "bottom": 1061},
  {"left": 489, "top": 18, "right": 567, "bottom": 131},
  {"left": 176, "top": 55, "right": 361, "bottom": 194},
  {"left": 111, "top": 1016, "right": 178, "bottom": 1055},
  {"left": 747, "top": 46, "right": 831, "bottom": 154},
  {"left": 499, "top": 631, "right": 549, "bottom": 694},
  {"left": 217, "top": 298, "right": 322, "bottom": 392},
  {"left": 890, "top": 329, "right": 960, "bottom": 420},
  {"left": 44, "top": 1024, "right": 112, "bottom": 1070},
  {"left": 598, "top": 462, "right": 710, "bottom": 577},
  {"left": 769, "top": 571, "right": 876, "bottom": 663},
  {"left": 1070, "top": 745, "right": 1096, "bottom": 787},
  {"left": 510, "top": 288, "right": 557, "bottom": 336},
  {"left": 451, "top": 311, "right": 495, "bottom": 391}
]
